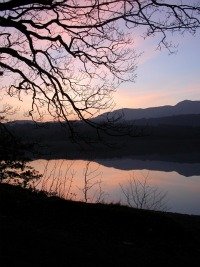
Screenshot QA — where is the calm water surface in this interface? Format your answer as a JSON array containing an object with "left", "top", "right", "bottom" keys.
[{"left": 30, "top": 158, "right": 200, "bottom": 215}]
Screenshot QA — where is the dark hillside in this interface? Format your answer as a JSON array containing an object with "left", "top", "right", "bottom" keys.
[
  {"left": 5, "top": 117, "right": 200, "bottom": 160},
  {"left": 1, "top": 184, "right": 200, "bottom": 266}
]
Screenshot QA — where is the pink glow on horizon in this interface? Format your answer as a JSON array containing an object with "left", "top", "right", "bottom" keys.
[
  {"left": 113, "top": 83, "right": 200, "bottom": 109},
  {"left": 1, "top": 81, "right": 199, "bottom": 121}
]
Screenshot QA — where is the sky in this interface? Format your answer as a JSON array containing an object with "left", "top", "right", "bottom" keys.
[
  {"left": 0, "top": 6, "right": 200, "bottom": 121},
  {"left": 113, "top": 32, "right": 200, "bottom": 109}
]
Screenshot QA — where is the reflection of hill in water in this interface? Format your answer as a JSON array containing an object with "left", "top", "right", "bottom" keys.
[{"left": 95, "top": 155, "right": 200, "bottom": 177}]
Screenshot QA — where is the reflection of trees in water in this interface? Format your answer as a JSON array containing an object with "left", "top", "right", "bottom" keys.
[{"left": 120, "top": 172, "right": 169, "bottom": 212}]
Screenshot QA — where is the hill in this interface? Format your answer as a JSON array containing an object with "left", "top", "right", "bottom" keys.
[
  {"left": 95, "top": 100, "right": 200, "bottom": 121},
  {"left": 129, "top": 114, "right": 200, "bottom": 127},
  {"left": 4, "top": 100, "right": 200, "bottom": 160}
]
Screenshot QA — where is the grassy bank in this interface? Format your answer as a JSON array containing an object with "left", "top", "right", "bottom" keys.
[{"left": 1, "top": 183, "right": 200, "bottom": 266}]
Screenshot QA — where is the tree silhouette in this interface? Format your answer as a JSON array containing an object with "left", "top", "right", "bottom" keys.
[
  {"left": 120, "top": 172, "right": 169, "bottom": 211},
  {"left": 0, "top": 0, "right": 199, "bottom": 129},
  {"left": 0, "top": 104, "right": 41, "bottom": 186}
]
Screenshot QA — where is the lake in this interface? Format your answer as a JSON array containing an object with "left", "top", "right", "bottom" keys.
[{"left": 30, "top": 157, "right": 200, "bottom": 215}]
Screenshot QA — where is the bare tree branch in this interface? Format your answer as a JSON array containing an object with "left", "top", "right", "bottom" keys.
[
  {"left": 120, "top": 172, "right": 169, "bottom": 211},
  {"left": 0, "top": 0, "right": 199, "bottom": 138}
]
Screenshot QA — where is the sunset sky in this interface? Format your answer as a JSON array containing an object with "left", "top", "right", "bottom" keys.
[
  {"left": 1, "top": 21, "right": 200, "bottom": 121},
  {"left": 113, "top": 32, "right": 200, "bottom": 109}
]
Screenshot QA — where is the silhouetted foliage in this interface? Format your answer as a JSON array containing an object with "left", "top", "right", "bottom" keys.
[{"left": 0, "top": 105, "right": 41, "bottom": 186}]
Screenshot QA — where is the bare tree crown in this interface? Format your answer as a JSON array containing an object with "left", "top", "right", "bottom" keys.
[{"left": 0, "top": 0, "right": 199, "bottom": 123}]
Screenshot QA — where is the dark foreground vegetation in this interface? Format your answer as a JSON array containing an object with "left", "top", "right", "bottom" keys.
[{"left": 1, "top": 183, "right": 200, "bottom": 266}]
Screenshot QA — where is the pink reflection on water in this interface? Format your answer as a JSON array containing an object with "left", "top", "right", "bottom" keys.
[{"left": 30, "top": 159, "right": 200, "bottom": 215}]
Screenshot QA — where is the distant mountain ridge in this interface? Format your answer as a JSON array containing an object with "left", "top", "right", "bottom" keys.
[
  {"left": 130, "top": 114, "right": 200, "bottom": 127},
  {"left": 95, "top": 100, "right": 200, "bottom": 121},
  {"left": 7, "top": 100, "right": 200, "bottom": 126}
]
